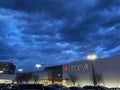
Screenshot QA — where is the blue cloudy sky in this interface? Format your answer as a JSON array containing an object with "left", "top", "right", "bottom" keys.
[{"left": 0, "top": 0, "right": 120, "bottom": 72}]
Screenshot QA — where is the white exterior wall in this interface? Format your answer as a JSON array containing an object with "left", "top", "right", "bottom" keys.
[
  {"left": 37, "top": 70, "right": 51, "bottom": 85},
  {"left": 0, "top": 71, "right": 50, "bottom": 85},
  {"left": 62, "top": 56, "right": 120, "bottom": 88},
  {"left": 0, "top": 74, "right": 16, "bottom": 84},
  {"left": 38, "top": 71, "right": 49, "bottom": 80}
]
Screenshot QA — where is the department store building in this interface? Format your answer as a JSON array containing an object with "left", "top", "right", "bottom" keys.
[
  {"left": 45, "top": 56, "right": 120, "bottom": 88},
  {"left": 0, "top": 56, "right": 120, "bottom": 88}
]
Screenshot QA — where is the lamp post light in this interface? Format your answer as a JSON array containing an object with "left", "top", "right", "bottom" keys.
[
  {"left": 87, "top": 54, "right": 97, "bottom": 86},
  {"left": 17, "top": 68, "right": 23, "bottom": 84},
  {"left": 87, "top": 54, "right": 97, "bottom": 60},
  {"left": 18, "top": 68, "right": 23, "bottom": 73},
  {"left": 35, "top": 64, "right": 41, "bottom": 84},
  {"left": 35, "top": 64, "right": 41, "bottom": 70}
]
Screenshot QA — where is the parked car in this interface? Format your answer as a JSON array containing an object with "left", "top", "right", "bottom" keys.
[
  {"left": 17, "top": 84, "right": 44, "bottom": 90},
  {"left": 110, "top": 88, "right": 120, "bottom": 90},
  {"left": 82, "top": 85, "right": 110, "bottom": 90},
  {"left": 48, "top": 84, "right": 70, "bottom": 90},
  {"left": 1, "top": 84, "right": 14, "bottom": 90},
  {"left": 69, "top": 86, "right": 82, "bottom": 90},
  {"left": 44, "top": 86, "right": 59, "bottom": 90},
  {"left": 11, "top": 85, "right": 18, "bottom": 90},
  {"left": 0, "top": 84, "right": 7, "bottom": 90}
]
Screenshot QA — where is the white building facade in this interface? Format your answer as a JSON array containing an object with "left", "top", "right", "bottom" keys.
[
  {"left": 62, "top": 56, "right": 120, "bottom": 88},
  {"left": 0, "top": 74, "right": 15, "bottom": 84},
  {"left": 0, "top": 56, "right": 120, "bottom": 88}
]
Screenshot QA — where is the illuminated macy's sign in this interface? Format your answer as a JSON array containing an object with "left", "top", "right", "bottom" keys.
[{"left": 64, "top": 63, "right": 88, "bottom": 72}]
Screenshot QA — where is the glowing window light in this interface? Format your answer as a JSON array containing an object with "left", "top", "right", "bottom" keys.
[{"left": 0, "top": 71, "right": 3, "bottom": 73}]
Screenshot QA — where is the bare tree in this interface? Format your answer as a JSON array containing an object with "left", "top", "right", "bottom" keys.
[
  {"left": 15, "top": 73, "right": 24, "bottom": 84},
  {"left": 68, "top": 72, "right": 78, "bottom": 86},
  {"left": 90, "top": 72, "right": 103, "bottom": 86},
  {"left": 15, "top": 72, "right": 33, "bottom": 84},
  {"left": 32, "top": 72, "right": 39, "bottom": 84},
  {"left": 23, "top": 73, "right": 33, "bottom": 84}
]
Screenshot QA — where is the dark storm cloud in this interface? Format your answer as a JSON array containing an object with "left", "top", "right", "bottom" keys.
[
  {"left": 0, "top": 0, "right": 120, "bottom": 71},
  {"left": 102, "top": 13, "right": 120, "bottom": 27},
  {"left": 86, "top": 28, "right": 120, "bottom": 57},
  {"left": 21, "top": 19, "right": 63, "bottom": 36},
  {"left": 0, "top": 39, "right": 16, "bottom": 57},
  {"left": 0, "top": 16, "right": 17, "bottom": 59},
  {"left": 59, "top": 0, "right": 120, "bottom": 44},
  {"left": 0, "top": 0, "right": 120, "bottom": 15},
  {"left": 96, "top": 29, "right": 120, "bottom": 50},
  {"left": 94, "top": 0, "right": 120, "bottom": 10},
  {"left": 0, "top": 0, "right": 66, "bottom": 18},
  {"left": 59, "top": 14, "right": 102, "bottom": 43}
]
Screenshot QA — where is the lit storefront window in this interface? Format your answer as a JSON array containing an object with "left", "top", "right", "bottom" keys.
[{"left": 0, "top": 71, "right": 3, "bottom": 73}]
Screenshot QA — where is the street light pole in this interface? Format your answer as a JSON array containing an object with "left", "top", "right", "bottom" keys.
[
  {"left": 17, "top": 68, "right": 23, "bottom": 84},
  {"left": 35, "top": 64, "right": 41, "bottom": 84},
  {"left": 87, "top": 54, "right": 97, "bottom": 86}
]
